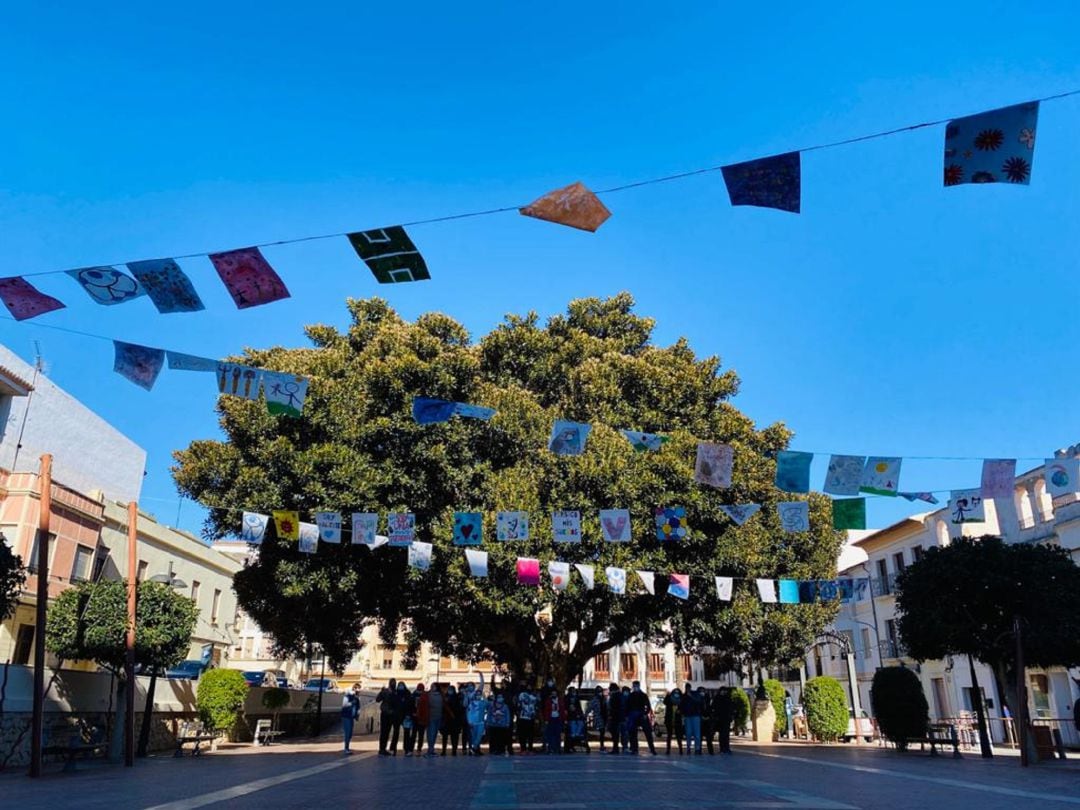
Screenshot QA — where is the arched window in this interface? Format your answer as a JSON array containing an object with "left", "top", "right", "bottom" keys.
[
  {"left": 935, "top": 519, "right": 950, "bottom": 546},
  {"left": 1014, "top": 484, "right": 1035, "bottom": 529},
  {"left": 1033, "top": 478, "right": 1053, "bottom": 522}
]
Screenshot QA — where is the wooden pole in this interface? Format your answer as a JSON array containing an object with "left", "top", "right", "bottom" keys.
[
  {"left": 124, "top": 501, "right": 138, "bottom": 767},
  {"left": 28, "top": 453, "right": 52, "bottom": 778}
]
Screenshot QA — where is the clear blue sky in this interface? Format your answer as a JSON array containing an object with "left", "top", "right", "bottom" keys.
[{"left": 1, "top": 3, "right": 1077, "bottom": 537}]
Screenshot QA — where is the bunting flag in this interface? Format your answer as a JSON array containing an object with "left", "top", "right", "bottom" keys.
[
  {"left": 412, "top": 397, "right": 496, "bottom": 424},
  {"left": 575, "top": 563, "right": 595, "bottom": 590},
  {"left": 315, "top": 511, "right": 342, "bottom": 543},
  {"left": 797, "top": 580, "right": 820, "bottom": 603},
  {"left": 949, "top": 489, "right": 985, "bottom": 524},
  {"left": 519, "top": 181, "right": 611, "bottom": 232},
  {"left": 453, "top": 511, "right": 483, "bottom": 546},
  {"left": 944, "top": 102, "right": 1039, "bottom": 186},
  {"left": 981, "top": 458, "right": 1017, "bottom": 499},
  {"left": 860, "top": 457, "right": 902, "bottom": 497},
  {"left": 721, "top": 151, "right": 801, "bottom": 213},
  {"left": 606, "top": 566, "right": 627, "bottom": 594},
  {"left": 620, "top": 430, "right": 669, "bottom": 452},
  {"left": 832, "top": 498, "right": 866, "bottom": 530},
  {"left": 496, "top": 511, "right": 529, "bottom": 541},
  {"left": 217, "top": 363, "right": 263, "bottom": 400},
  {"left": 241, "top": 512, "right": 269, "bottom": 544},
  {"left": 387, "top": 512, "right": 415, "bottom": 546},
  {"left": 113, "top": 341, "right": 165, "bottom": 390},
  {"left": 715, "top": 576, "right": 733, "bottom": 601},
  {"left": 778, "top": 579, "right": 800, "bottom": 604},
  {"left": 548, "top": 420, "right": 591, "bottom": 456},
  {"left": 552, "top": 510, "right": 582, "bottom": 543},
  {"left": 67, "top": 266, "right": 143, "bottom": 305},
  {"left": 273, "top": 510, "right": 299, "bottom": 541},
  {"left": 756, "top": 578, "right": 778, "bottom": 603},
  {"left": 351, "top": 512, "right": 379, "bottom": 546},
  {"left": 851, "top": 578, "right": 870, "bottom": 602},
  {"left": 775, "top": 451, "right": 813, "bottom": 493},
  {"left": 824, "top": 455, "right": 865, "bottom": 496},
  {"left": 777, "top": 501, "right": 810, "bottom": 533},
  {"left": 635, "top": 570, "right": 655, "bottom": 595},
  {"left": 719, "top": 503, "right": 761, "bottom": 526},
  {"left": 347, "top": 226, "right": 430, "bottom": 284},
  {"left": 899, "top": 491, "right": 940, "bottom": 505},
  {"left": 167, "top": 351, "right": 218, "bottom": 372},
  {"left": 694, "top": 442, "right": 734, "bottom": 489},
  {"left": 1044, "top": 457, "right": 1080, "bottom": 498},
  {"left": 262, "top": 372, "right": 309, "bottom": 418},
  {"left": 298, "top": 522, "right": 319, "bottom": 553},
  {"left": 127, "top": 258, "right": 206, "bottom": 313},
  {"left": 408, "top": 540, "right": 433, "bottom": 571},
  {"left": 465, "top": 549, "right": 488, "bottom": 578},
  {"left": 549, "top": 561, "right": 570, "bottom": 591},
  {"left": 600, "top": 508, "right": 631, "bottom": 542},
  {"left": 0, "top": 276, "right": 65, "bottom": 320},
  {"left": 655, "top": 506, "right": 688, "bottom": 541},
  {"left": 668, "top": 574, "right": 690, "bottom": 600},
  {"left": 209, "top": 247, "right": 290, "bottom": 309},
  {"left": 517, "top": 557, "right": 541, "bottom": 585}
]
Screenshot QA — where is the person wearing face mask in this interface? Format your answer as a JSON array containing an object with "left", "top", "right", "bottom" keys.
[
  {"left": 419, "top": 682, "right": 445, "bottom": 757},
  {"left": 465, "top": 674, "right": 488, "bottom": 755},
  {"left": 441, "top": 685, "right": 463, "bottom": 755},
  {"left": 605, "top": 683, "right": 625, "bottom": 754},
  {"left": 377, "top": 678, "right": 402, "bottom": 756},
  {"left": 541, "top": 683, "right": 565, "bottom": 754},
  {"left": 663, "top": 687, "right": 684, "bottom": 754},
  {"left": 515, "top": 686, "right": 539, "bottom": 753},
  {"left": 679, "top": 682, "right": 703, "bottom": 755},
  {"left": 403, "top": 683, "right": 422, "bottom": 756},
  {"left": 486, "top": 690, "right": 512, "bottom": 755},
  {"left": 587, "top": 686, "right": 607, "bottom": 752},
  {"left": 625, "top": 681, "right": 657, "bottom": 755}
]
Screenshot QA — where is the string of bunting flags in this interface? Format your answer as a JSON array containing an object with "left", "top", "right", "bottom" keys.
[
  {"left": 238, "top": 508, "right": 869, "bottom": 607},
  {"left": 1, "top": 92, "right": 1077, "bottom": 323}
]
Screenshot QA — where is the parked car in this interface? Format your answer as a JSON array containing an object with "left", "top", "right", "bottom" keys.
[
  {"left": 842, "top": 710, "right": 875, "bottom": 743},
  {"left": 165, "top": 660, "right": 210, "bottom": 680},
  {"left": 303, "top": 678, "right": 340, "bottom": 692},
  {"left": 242, "top": 670, "right": 277, "bottom": 687}
]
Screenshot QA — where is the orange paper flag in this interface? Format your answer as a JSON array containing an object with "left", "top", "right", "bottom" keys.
[{"left": 519, "top": 181, "right": 611, "bottom": 232}]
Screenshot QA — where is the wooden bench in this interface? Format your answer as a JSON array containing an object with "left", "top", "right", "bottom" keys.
[
  {"left": 253, "top": 718, "right": 285, "bottom": 746},
  {"left": 902, "top": 723, "right": 962, "bottom": 758},
  {"left": 42, "top": 727, "right": 107, "bottom": 772},
  {"left": 175, "top": 720, "right": 218, "bottom": 757}
]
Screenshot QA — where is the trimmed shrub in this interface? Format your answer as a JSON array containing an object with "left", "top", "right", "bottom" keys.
[
  {"left": 870, "top": 666, "right": 929, "bottom": 751},
  {"left": 197, "top": 669, "right": 249, "bottom": 732},
  {"left": 730, "top": 688, "right": 751, "bottom": 734},
  {"left": 261, "top": 687, "right": 291, "bottom": 712},
  {"left": 763, "top": 679, "right": 787, "bottom": 727},
  {"left": 803, "top": 676, "right": 848, "bottom": 742}
]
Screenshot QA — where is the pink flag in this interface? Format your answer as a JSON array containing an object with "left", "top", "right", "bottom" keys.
[
  {"left": 516, "top": 557, "right": 540, "bottom": 586},
  {"left": 0, "top": 277, "right": 65, "bottom": 320},
  {"left": 209, "top": 247, "right": 290, "bottom": 309}
]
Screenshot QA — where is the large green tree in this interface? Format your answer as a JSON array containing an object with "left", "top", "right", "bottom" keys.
[
  {"left": 174, "top": 294, "right": 843, "bottom": 682},
  {"left": 895, "top": 535, "right": 1080, "bottom": 758}
]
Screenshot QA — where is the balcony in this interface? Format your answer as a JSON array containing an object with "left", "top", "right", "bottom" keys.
[
  {"left": 872, "top": 574, "right": 899, "bottom": 597},
  {"left": 880, "top": 640, "right": 907, "bottom": 660}
]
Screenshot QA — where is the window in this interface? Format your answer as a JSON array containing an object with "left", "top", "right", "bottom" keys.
[
  {"left": 892, "top": 552, "right": 906, "bottom": 573},
  {"left": 620, "top": 653, "right": 637, "bottom": 679},
  {"left": 13, "top": 624, "right": 34, "bottom": 665},
  {"left": 911, "top": 545, "right": 924, "bottom": 563},
  {"left": 702, "top": 654, "right": 723, "bottom": 681},
  {"left": 211, "top": 589, "right": 221, "bottom": 625},
  {"left": 70, "top": 545, "right": 94, "bottom": 582},
  {"left": 1029, "top": 674, "right": 1051, "bottom": 718},
  {"left": 137, "top": 560, "right": 148, "bottom": 582},
  {"left": 439, "top": 656, "right": 453, "bottom": 671},
  {"left": 1014, "top": 485, "right": 1035, "bottom": 529},
  {"left": 884, "top": 619, "right": 899, "bottom": 657},
  {"left": 931, "top": 678, "right": 949, "bottom": 719},
  {"left": 875, "top": 559, "right": 890, "bottom": 595},
  {"left": 380, "top": 645, "right": 394, "bottom": 670},
  {"left": 190, "top": 580, "right": 200, "bottom": 603},
  {"left": 91, "top": 549, "right": 108, "bottom": 581},
  {"left": 27, "top": 533, "right": 56, "bottom": 574},
  {"left": 593, "top": 653, "right": 610, "bottom": 675},
  {"left": 678, "top": 654, "right": 693, "bottom": 682},
  {"left": 962, "top": 686, "right": 986, "bottom": 712},
  {"left": 860, "top": 628, "right": 872, "bottom": 659},
  {"left": 935, "top": 519, "right": 950, "bottom": 546},
  {"left": 648, "top": 653, "right": 665, "bottom": 677}
]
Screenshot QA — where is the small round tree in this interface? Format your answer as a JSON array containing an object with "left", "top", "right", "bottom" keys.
[
  {"left": 197, "top": 669, "right": 249, "bottom": 735},
  {"left": 870, "top": 666, "right": 929, "bottom": 751},
  {"left": 730, "top": 688, "right": 751, "bottom": 734},
  {"left": 261, "top": 687, "right": 291, "bottom": 732},
  {"left": 803, "top": 676, "right": 848, "bottom": 742}
]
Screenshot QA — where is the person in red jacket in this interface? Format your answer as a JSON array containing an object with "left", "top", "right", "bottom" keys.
[{"left": 541, "top": 688, "right": 565, "bottom": 754}]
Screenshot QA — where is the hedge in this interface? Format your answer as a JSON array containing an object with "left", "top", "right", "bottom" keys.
[
  {"left": 870, "top": 666, "right": 929, "bottom": 750},
  {"left": 803, "top": 676, "right": 848, "bottom": 741},
  {"left": 197, "top": 669, "right": 249, "bottom": 732}
]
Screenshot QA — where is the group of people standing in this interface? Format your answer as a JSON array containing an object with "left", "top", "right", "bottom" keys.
[{"left": 374, "top": 675, "right": 736, "bottom": 758}]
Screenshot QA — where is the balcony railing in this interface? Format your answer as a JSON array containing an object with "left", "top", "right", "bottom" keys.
[
  {"left": 872, "top": 574, "right": 900, "bottom": 597},
  {"left": 880, "top": 640, "right": 906, "bottom": 659}
]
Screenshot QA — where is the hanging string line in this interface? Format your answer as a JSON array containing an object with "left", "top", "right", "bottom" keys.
[{"left": 12, "top": 88, "right": 1080, "bottom": 280}]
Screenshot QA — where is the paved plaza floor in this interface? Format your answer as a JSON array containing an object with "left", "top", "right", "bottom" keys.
[{"left": 5, "top": 736, "right": 1079, "bottom": 809}]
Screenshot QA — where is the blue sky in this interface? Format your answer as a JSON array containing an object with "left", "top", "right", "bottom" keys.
[{"left": 0, "top": 3, "right": 1077, "bottom": 536}]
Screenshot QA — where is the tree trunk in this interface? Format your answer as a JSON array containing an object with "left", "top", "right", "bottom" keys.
[
  {"left": 136, "top": 671, "right": 158, "bottom": 758},
  {"left": 108, "top": 678, "right": 126, "bottom": 763}
]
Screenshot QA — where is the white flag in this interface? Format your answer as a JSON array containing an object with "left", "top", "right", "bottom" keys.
[
  {"left": 755, "top": 578, "right": 777, "bottom": 603},
  {"left": 715, "top": 576, "right": 734, "bottom": 601},
  {"left": 465, "top": 549, "right": 488, "bottom": 578},
  {"left": 694, "top": 442, "right": 734, "bottom": 488},
  {"left": 351, "top": 512, "right": 379, "bottom": 546},
  {"left": 241, "top": 512, "right": 269, "bottom": 544},
  {"left": 549, "top": 561, "right": 570, "bottom": 591},
  {"left": 408, "top": 541, "right": 432, "bottom": 571},
  {"left": 315, "top": 511, "right": 342, "bottom": 543},
  {"left": 574, "top": 563, "right": 595, "bottom": 590},
  {"left": 298, "top": 522, "right": 318, "bottom": 554},
  {"left": 606, "top": 566, "right": 627, "bottom": 594},
  {"left": 635, "top": 570, "right": 655, "bottom": 595}
]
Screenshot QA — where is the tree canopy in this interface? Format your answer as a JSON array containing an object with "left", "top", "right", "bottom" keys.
[
  {"left": 0, "top": 540, "right": 26, "bottom": 621},
  {"left": 45, "top": 579, "right": 198, "bottom": 673},
  {"left": 174, "top": 294, "right": 844, "bottom": 681}
]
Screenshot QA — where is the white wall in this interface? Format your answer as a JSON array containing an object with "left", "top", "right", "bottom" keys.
[{"left": 0, "top": 344, "right": 145, "bottom": 502}]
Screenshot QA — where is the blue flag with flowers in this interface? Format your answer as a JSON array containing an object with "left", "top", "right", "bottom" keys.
[{"left": 944, "top": 102, "right": 1039, "bottom": 187}]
